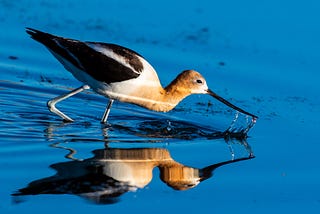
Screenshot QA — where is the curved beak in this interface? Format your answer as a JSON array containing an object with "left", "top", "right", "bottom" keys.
[{"left": 207, "top": 89, "right": 258, "bottom": 119}]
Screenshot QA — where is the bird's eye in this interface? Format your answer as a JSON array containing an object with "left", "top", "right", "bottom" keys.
[{"left": 196, "top": 79, "right": 203, "bottom": 84}]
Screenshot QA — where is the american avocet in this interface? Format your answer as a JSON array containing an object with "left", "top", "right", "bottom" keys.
[{"left": 26, "top": 28, "right": 257, "bottom": 123}]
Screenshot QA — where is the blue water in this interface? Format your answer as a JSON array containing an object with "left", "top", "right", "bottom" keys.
[{"left": 1, "top": 0, "right": 320, "bottom": 213}]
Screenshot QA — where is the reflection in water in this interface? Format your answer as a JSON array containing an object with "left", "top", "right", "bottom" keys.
[
  {"left": 13, "top": 111, "right": 256, "bottom": 204},
  {"left": 13, "top": 146, "right": 254, "bottom": 204}
]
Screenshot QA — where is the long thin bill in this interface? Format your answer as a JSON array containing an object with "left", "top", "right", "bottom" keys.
[{"left": 207, "top": 89, "right": 258, "bottom": 119}]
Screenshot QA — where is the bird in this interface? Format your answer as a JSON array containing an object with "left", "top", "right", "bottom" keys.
[{"left": 26, "top": 28, "right": 258, "bottom": 123}]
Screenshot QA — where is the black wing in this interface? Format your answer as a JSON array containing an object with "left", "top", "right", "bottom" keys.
[{"left": 26, "top": 27, "right": 144, "bottom": 83}]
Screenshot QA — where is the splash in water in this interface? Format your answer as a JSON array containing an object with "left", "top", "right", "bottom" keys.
[{"left": 225, "top": 111, "right": 257, "bottom": 138}]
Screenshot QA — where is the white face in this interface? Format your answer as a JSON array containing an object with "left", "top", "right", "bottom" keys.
[{"left": 190, "top": 76, "right": 209, "bottom": 94}]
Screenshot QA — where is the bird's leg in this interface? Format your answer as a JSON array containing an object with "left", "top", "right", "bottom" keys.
[
  {"left": 101, "top": 99, "right": 114, "bottom": 124},
  {"left": 47, "top": 85, "right": 90, "bottom": 122}
]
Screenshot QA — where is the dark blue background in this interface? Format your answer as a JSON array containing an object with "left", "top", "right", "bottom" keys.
[{"left": 0, "top": 0, "right": 319, "bottom": 213}]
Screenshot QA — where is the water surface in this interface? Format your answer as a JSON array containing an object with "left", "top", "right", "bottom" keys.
[{"left": 1, "top": 1, "right": 320, "bottom": 213}]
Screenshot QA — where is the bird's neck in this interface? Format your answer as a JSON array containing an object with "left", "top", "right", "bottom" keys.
[
  {"left": 143, "top": 79, "right": 190, "bottom": 112},
  {"left": 163, "top": 81, "right": 190, "bottom": 106},
  {"left": 123, "top": 78, "right": 190, "bottom": 112}
]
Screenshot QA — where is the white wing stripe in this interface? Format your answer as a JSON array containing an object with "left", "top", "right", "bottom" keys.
[{"left": 86, "top": 43, "right": 140, "bottom": 75}]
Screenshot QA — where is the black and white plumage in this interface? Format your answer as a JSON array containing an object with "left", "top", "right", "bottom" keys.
[
  {"left": 27, "top": 28, "right": 143, "bottom": 83},
  {"left": 26, "top": 28, "right": 258, "bottom": 123}
]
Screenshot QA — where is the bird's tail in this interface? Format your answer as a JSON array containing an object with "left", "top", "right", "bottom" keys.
[
  {"left": 26, "top": 27, "right": 86, "bottom": 75},
  {"left": 26, "top": 27, "right": 50, "bottom": 40},
  {"left": 26, "top": 27, "right": 61, "bottom": 48}
]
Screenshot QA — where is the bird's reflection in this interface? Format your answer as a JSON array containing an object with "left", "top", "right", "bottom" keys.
[{"left": 13, "top": 146, "right": 253, "bottom": 204}]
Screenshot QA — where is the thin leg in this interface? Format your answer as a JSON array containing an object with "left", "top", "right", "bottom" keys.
[
  {"left": 101, "top": 99, "right": 114, "bottom": 124},
  {"left": 47, "top": 85, "right": 90, "bottom": 122}
]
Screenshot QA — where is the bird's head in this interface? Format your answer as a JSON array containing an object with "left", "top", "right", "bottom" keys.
[{"left": 172, "top": 70, "right": 258, "bottom": 119}]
